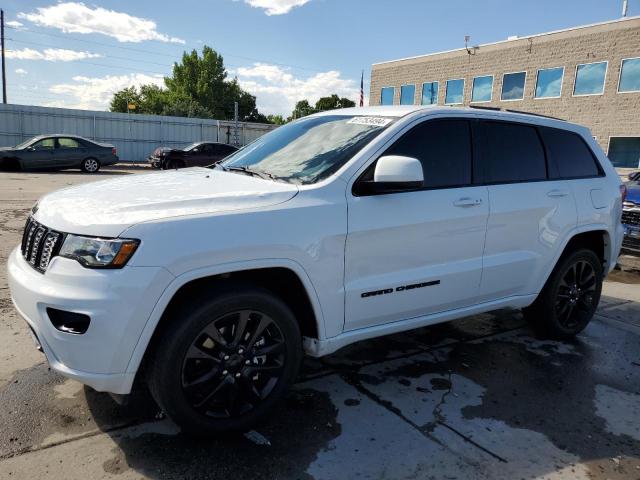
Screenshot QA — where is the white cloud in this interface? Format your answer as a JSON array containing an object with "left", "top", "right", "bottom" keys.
[
  {"left": 7, "top": 47, "right": 102, "bottom": 62},
  {"left": 15, "top": 68, "right": 28, "bottom": 75},
  {"left": 236, "top": 63, "right": 359, "bottom": 115},
  {"left": 19, "top": 2, "right": 185, "bottom": 44},
  {"left": 49, "top": 73, "right": 165, "bottom": 110},
  {"left": 241, "top": 0, "right": 311, "bottom": 15},
  {"left": 6, "top": 20, "right": 24, "bottom": 29}
]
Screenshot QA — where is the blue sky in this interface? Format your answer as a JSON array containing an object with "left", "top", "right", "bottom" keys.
[{"left": 2, "top": 0, "right": 639, "bottom": 115}]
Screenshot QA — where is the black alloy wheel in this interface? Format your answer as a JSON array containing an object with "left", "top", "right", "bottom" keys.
[
  {"left": 181, "top": 309, "right": 286, "bottom": 418},
  {"left": 523, "top": 248, "right": 602, "bottom": 339},
  {"left": 148, "top": 286, "right": 302, "bottom": 434}
]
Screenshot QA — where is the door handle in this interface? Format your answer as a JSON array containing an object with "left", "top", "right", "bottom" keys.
[
  {"left": 453, "top": 197, "right": 483, "bottom": 207},
  {"left": 547, "top": 189, "right": 569, "bottom": 198}
]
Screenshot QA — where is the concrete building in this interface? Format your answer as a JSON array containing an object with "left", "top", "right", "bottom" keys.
[{"left": 369, "top": 16, "right": 640, "bottom": 168}]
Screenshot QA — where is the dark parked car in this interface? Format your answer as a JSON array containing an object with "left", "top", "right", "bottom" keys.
[
  {"left": 622, "top": 171, "right": 640, "bottom": 256},
  {"left": 148, "top": 141, "right": 238, "bottom": 169},
  {"left": 0, "top": 134, "right": 118, "bottom": 173}
]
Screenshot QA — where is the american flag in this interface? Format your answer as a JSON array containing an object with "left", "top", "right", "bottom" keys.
[{"left": 359, "top": 71, "right": 364, "bottom": 107}]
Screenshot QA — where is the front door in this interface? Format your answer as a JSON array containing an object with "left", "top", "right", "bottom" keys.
[
  {"left": 344, "top": 118, "right": 489, "bottom": 331},
  {"left": 23, "top": 137, "right": 56, "bottom": 169}
]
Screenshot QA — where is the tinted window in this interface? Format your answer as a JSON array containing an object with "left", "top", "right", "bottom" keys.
[
  {"left": 380, "top": 87, "right": 395, "bottom": 105},
  {"left": 540, "top": 127, "right": 600, "bottom": 178},
  {"left": 535, "top": 67, "right": 564, "bottom": 98},
  {"left": 608, "top": 137, "right": 640, "bottom": 168},
  {"left": 574, "top": 62, "right": 607, "bottom": 95},
  {"left": 32, "top": 138, "right": 55, "bottom": 150},
  {"left": 400, "top": 84, "right": 415, "bottom": 105},
  {"left": 445, "top": 79, "right": 464, "bottom": 104},
  {"left": 501, "top": 72, "right": 526, "bottom": 100},
  {"left": 619, "top": 57, "right": 640, "bottom": 93},
  {"left": 479, "top": 122, "right": 546, "bottom": 183},
  {"left": 421, "top": 81, "right": 438, "bottom": 105},
  {"left": 219, "top": 144, "right": 237, "bottom": 155},
  {"left": 383, "top": 119, "right": 472, "bottom": 188},
  {"left": 472, "top": 75, "right": 493, "bottom": 102},
  {"left": 58, "top": 138, "right": 80, "bottom": 148}
]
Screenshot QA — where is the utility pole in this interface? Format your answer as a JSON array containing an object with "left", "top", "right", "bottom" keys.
[
  {"left": 233, "top": 101, "right": 240, "bottom": 146},
  {"left": 1, "top": 10, "right": 7, "bottom": 104}
]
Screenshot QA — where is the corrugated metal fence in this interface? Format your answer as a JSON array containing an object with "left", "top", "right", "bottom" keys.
[{"left": 0, "top": 104, "right": 276, "bottom": 162}]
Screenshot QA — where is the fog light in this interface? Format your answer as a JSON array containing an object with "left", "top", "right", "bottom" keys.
[{"left": 46, "top": 308, "right": 91, "bottom": 334}]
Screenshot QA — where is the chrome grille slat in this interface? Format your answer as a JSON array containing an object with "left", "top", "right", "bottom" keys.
[
  {"left": 622, "top": 210, "right": 640, "bottom": 227},
  {"left": 20, "top": 217, "right": 64, "bottom": 273}
]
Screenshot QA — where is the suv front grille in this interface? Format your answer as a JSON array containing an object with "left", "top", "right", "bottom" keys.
[
  {"left": 622, "top": 209, "right": 640, "bottom": 227},
  {"left": 20, "top": 217, "right": 65, "bottom": 273}
]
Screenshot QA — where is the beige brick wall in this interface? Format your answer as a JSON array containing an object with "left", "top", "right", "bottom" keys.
[{"left": 370, "top": 18, "right": 640, "bottom": 154}]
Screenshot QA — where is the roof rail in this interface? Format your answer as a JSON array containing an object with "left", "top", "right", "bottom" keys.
[{"left": 468, "top": 105, "right": 565, "bottom": 121}]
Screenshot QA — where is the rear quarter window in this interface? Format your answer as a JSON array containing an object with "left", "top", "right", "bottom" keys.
[{"left": 539, "top": 127, "right": 602, "bottom": 179}]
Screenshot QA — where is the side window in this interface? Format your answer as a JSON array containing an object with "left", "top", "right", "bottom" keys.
[
  {"left": 32, "top": 138, "right": 55, "bottom": 150},
  {"left": 383, "top": 119, "right": 472, "bottom": 189},
  {"left": 220, "top": 144, "right": 236, "bottom": 155},
  {"left": 478, "top": 121, "right": 546, "bottom": 183},
  {"left": 540, "top": 127, "right": 601, "bottom": 178},
  {"left": 58, "top": 138, "right": 80, "bottom": 148},
  {"left": 201, "top": 144, "right": 214, "bottom": 153}
]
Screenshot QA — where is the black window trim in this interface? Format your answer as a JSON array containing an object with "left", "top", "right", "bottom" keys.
[
  {"left": 352, "top": 115, "right": 606, "bottom": 197},
  {"left": 352, "top": 117, "right": 475, "bottom": 197}
]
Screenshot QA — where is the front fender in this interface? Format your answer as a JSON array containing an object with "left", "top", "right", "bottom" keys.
[{"left": 123, "top": 258, "right": 326, "bottom": 377}]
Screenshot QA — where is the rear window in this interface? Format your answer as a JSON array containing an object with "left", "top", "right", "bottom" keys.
[
  {"left": 539, "top": 127, "right": 601, "bottom": 179},
  {"left": 477, "top": 121, "right": 547, "bottom": 183}
]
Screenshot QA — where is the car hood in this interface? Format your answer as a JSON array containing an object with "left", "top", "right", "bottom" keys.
[{"left": 33, "top": 167, "right": 299, "bottom": 237}]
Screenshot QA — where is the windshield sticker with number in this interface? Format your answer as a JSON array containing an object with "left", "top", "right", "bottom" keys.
[{"left": 347, "top": 117, "right": 393, "bottom": 127}]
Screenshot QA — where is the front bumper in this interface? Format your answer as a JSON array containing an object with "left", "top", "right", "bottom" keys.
[
  {"left": 622, "top": 209, "right": 640, "bottom": 256},
  {"left": 7, "top": 247, "right": 174, "bottom": 394},
  {"left": 147, "top": 156, "right": 163, "bottom": 168}
]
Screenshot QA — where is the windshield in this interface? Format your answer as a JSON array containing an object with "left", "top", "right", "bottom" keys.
[
  {"left": 219, "top": 115, "right": 394, "bottom": 184},
  {"left": 15, "top": 137, "right": 38, "bottom": 149},
  {"left": 183, "top": 142, "right": 201, "bottom": 151}
]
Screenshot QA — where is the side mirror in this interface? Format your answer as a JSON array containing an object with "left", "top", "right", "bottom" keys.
[
  {"left": 26, "top": 146, "right": 35, "bottom": 152},
  {"left": 362, "top": 155, "right": 423, "bottom": 194}
]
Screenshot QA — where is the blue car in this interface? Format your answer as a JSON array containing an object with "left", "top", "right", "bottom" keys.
[{"left": 622, "top": 171, "right": 640, "bottom": 256}]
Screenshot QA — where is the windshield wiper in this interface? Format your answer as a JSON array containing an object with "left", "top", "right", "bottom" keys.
[{"left": 219, "top": 164, "right": 278, "bottom": 181}]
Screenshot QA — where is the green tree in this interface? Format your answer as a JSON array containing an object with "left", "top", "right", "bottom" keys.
[
  {"left": 289, "top": 100, "right": 315, "bottom": 120},
  {"left": 267, "top": 114, "right": 287, "bottom": 125},
  {"left": 109, "top": 86, "right": 141, "bottom": 113},
  {"left": 314, "top": 94, "right": 355, "bottom": 111},
  {"left": 109, "top": 45, "right": 263, "bottom": 121}
]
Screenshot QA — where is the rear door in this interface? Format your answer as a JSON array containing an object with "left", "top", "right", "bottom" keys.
[
  {"left": 56, "top": 137, "right": 87, "bottom": 168},
  {"left": 475, "top": 120, "right": 577, "bottom": 300},
  {"left": 344, "top": 118, "right": 489, "bottom": 330}
]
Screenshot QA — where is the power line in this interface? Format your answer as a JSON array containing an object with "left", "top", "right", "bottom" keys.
[{"left": 5, "top": 24, "right": 331, "bottom": 74}]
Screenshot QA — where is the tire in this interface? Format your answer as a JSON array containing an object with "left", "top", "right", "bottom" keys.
[
  {"left": 81, "top": 157, "right": 100, "bottom": 173},
  {"left": 148, "top": 285, "right": 302, "bottom": 435},
  {"left": 523, "top": 248, "right": 603, "bottom": 339},
  {"left": 165, "top": 159, "right": 185, "bottom": 170}
]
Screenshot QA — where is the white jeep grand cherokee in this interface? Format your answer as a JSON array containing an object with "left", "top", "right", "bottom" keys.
[{"left": 8, "top": 106, "right": 624, "bottom": 434}]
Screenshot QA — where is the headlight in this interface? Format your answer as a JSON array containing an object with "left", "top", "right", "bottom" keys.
[{"left": 59, "top": 235, "right": 139, "bottom": 268}]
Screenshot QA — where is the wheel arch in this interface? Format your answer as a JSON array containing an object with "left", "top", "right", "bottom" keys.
[
  {"left": 125, "top": 260, "right": 325, "bottom": 384},
  {"left": 538, "top": 226, "right": 611, "bottom": 294}
]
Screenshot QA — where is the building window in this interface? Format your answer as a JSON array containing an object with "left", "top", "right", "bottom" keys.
[
  {"left": 380, "top": 87, "right": 395, "bottom": 105},
  {"left": 618, "top": 57, "right": 640, "bottom": 93},
  {"left": 400, "top": 84, "right": 416, "bottom": 105},
  {"left": 445, "top": 79, "right": 464, "bottom": 104},
  {"left": 471, "top": 75, "right": 493, "bottom": 102},
  {"left": 535, "top": 67, "right": 564, "bottom": 99},
  {"left": 501, "top": 72, "right": 526, "bottom": 101},
  {"left": 608, "top": 137, "right": 640, "bottom": 168},
  {"left": 573, "top": 61, "right": 607, "bottom": 96},
  {"left": 421, "top": 81, "right": 439, "bottom": 105}
]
